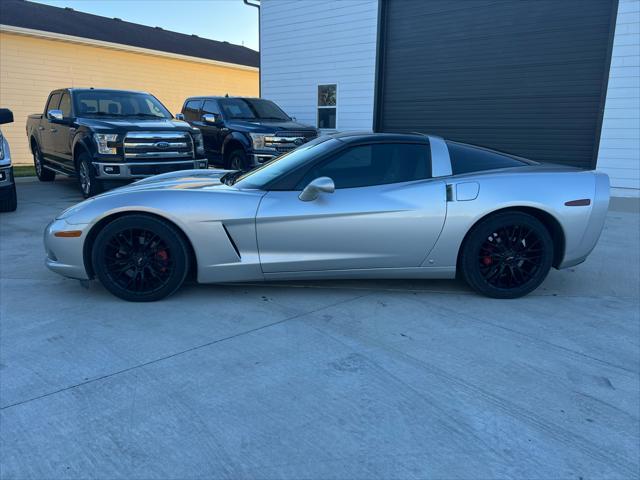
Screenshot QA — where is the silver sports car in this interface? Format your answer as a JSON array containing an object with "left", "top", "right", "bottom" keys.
[{"left": 44, "top": 132, "right": 609, "bottom": 301}]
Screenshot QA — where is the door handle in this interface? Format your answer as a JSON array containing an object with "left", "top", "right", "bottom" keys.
[
  {"left": 50, "top": 128, "right": 57, "bottom": 133},
  {"left": 38, "top": 126, "right": 45, "bottom": 131}
]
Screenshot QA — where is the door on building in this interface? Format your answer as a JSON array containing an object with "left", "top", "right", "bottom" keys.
[{"left": 375, "top": 0, "right": 618, "bottom": 169}]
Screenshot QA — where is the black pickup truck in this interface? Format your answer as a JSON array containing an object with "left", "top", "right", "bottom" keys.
[
  {"left": 180, "top": 97, "right": 318, "bottom": 170},
  {"left": 27, "top": 88, "right": 208, "bottom": 197}
]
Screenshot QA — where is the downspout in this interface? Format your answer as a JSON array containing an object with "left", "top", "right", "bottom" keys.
[{"left": 244, "top": 0, "right": 261, "bottom": 97}]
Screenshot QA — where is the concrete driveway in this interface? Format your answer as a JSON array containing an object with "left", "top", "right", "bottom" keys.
[{"left": 1, "top": 179, "right": 638, "bottom": 479}]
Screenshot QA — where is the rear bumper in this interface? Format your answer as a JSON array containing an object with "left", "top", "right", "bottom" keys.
[
  {"left": 93, "top": 158, "right": 208, "bottom": 180},
  {"left": 558, "top": 172, "right": 610, "bottom": 269}
]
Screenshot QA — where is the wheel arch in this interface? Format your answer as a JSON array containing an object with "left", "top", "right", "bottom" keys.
[
  {"left": 457, "top": 206, "right": 566, "bottom": 270},
  {"left": 82, "top": 211, "right": 198, "bottom": 279},
  {"left": 222, "top": 134, "right": 249, "bottom": 163}
]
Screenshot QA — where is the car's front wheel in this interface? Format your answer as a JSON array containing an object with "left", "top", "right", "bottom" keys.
[
  {"left": 228, "top": 149, "right": 248, "bottom": 171},
  {"left": 0, "top": 183, "right": 17, "bottom": 212},
  {"left": 92, "top": 215, "right": 190, "bottom": 302},
  {"left": 459, "top": 212, "right": 554, "bottom": 298}
]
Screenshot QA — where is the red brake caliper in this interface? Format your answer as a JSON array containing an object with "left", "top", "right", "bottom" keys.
[{"left": 156, "top": 250, "right": 168, "bottom": 272}]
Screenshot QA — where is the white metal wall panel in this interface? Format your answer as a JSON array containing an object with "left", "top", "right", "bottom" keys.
[
  {"left": 260, "top": 0, "right": 378, "bottom": 131},
  {"left": 598, "top": 0, "right": 640, "bottom": 195}
]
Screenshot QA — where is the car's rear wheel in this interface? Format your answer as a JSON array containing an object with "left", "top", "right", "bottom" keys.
[
  {"left": 92, "top": 215, "right": 190, "bottom": 302},
  {"left": 460, "top": 212, "right": 553, "bottom": 298},
  {"left": 33, "top": 142, "right": 55, "bottom": 182}
]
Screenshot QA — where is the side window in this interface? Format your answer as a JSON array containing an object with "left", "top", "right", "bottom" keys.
[
  {"left": 202, "top": 100, "right": 220, "bottom": 116},
  {"left": 183, "top": 99, "right": 202, "bottom": 122},
  {"left": 58, "top": 93, "right": 71, "bottom": 118},
  {"left": 45, "top": 93, "right": 61, "bottom": 114},
  {"left": 317, "top": 84, "right": 337, "bottom": 129},
  {"left": 447, "top": 141, "right": 527, "bottom": 175},
  {"left": 298, "top": 143, "right": 431, "bottom": 190}
]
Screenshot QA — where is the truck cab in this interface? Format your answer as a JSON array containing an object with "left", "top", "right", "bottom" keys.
[
  {"left": 180, "top": 97, "right": 318, "bottom": 170},
  {"left": 26, "top": 88, "right": 208, "bottom": 197}
]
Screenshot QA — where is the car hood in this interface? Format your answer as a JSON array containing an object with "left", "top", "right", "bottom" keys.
[
  {"left": 224, "top": 119, "right": 316, "bottom": 133},
  {"left": 92, "top": 169, "right": 236, "bottom": 198},
  {"left": 76, "top": 117, "right": 195, "bottom": 132}
]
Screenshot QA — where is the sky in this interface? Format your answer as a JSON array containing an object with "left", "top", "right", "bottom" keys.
[{"left": 31, "top": 0, "right": 260, "bottom": 50}]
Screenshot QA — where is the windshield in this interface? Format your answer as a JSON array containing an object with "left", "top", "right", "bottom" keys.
[
  {"left": 73, "top": 91, "right": 172, "bottom": 119},
  {"left": 233, "top": 137, "right": 338, "bottom": 189},
  {"left": 219, "top": 98, "right": 291, "bottom": 121}
]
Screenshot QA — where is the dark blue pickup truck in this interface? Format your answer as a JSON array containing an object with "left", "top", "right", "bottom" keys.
[{"left": 27, "top": 88, "right": 208, "bottom": 197}]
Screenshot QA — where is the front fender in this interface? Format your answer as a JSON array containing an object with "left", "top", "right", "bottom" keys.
[{"left": 222, "top": 131, "right": 251, "bottom": 156}]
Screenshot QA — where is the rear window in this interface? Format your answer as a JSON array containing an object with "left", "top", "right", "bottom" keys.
[{"left": 446, "top": 141, "right": 529, "bottom": 175}]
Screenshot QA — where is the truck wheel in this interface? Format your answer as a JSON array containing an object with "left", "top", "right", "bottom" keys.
[
  {"left": 33, "top": 142, "right": 55, "bottom": 182},
  {"left": 92, "top": 214, "right": 190, "bottom": 302},
  {"left": 0, "top": 183, "right": 17, "bottom": 212},
  {"left": 228, "top": 149, "right": 248, "bottom": 171},
  {"left": 459, "top": 212, "right": 554, "bottom": 299},
  {"left": 77, "top": 152, "right": 103, "bottom": 198}
]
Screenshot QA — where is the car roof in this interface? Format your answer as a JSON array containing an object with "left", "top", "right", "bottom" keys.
[
  {"left": 184, "top": 96, "right": 260, "bottom": 102},
  {"left": 330, "top": 131, "right": 430, "bottom": 144}
]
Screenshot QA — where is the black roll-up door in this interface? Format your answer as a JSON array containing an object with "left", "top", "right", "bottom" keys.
[{"left": 375, "top": 0, "right": 618, "bottom": 168}]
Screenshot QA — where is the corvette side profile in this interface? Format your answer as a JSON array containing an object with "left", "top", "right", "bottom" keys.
[{"left": 44, "top": 132, "right": 609, "bottom": 302}]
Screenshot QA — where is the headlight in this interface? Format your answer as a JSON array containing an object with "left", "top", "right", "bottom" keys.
[
  {"left": 193, "top": 131, "right": 205, "bottom": 156},
  {"left": 249, "top": 133, "right": 277, "bottom": 151},
  {"left": 56, "top": 198, "right": 94, "bottom": 220},
  {"left": 0, "top": 134, "right": 4, "bottom": 160},
  {"left": 94, "top": 133, "right": 118, "bottom": 155}
]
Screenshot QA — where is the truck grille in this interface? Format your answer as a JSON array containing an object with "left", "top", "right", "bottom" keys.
[
  {"left": 271, "top": 130, "right": 318, "bottom": 154},
  {"left": 123, "top": 132, "right": 194, "bottom": 161}
]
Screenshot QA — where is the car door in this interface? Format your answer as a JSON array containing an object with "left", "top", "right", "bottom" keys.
[
  {"left": 52, "top": 91, "right": 73, "bottom": 170},
  {"left": 40, "top": 91, "right": 61, "bottom": 159},
  {"left": 200, "top": 99, "right": 224, "bottom": 163},
  {"left": 256, "top": 142, "right": 447, "bottom": 273}
]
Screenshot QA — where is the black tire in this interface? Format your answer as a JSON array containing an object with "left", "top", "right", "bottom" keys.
[
  {"left": 77, "top": 152, "right": 103, "bottom": 198},
  {"left": 32, "top": 142, "right": 55, "bottom": 182},
  {"left": 227, "top": 149, "right": 248, "bottom": 171},
  {"left": 92, "top": 215, "right": 190, "bottom": 302},
  {"left": 0, "top": 184, "right": 17, "bottom": 212},
  {"left": 459, "top": 212, "right": 554, "bottom": 299}
]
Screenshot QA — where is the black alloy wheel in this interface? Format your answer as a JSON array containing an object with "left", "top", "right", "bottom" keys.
[
  {"left": 460, "top": 212, "right": 553, "bottom": 298},
  {"left": 92, "top": 215, "right": 190, "bottom": 301}
]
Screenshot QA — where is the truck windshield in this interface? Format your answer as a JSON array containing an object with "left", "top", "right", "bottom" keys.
[
  {"left": 73, "top": 91, "right": 172, "bottom": 119},
  {"left": 218, "top": 98, "right": 291, "bottom": 121},
  {"left": 232, "top": 137, "right": 338, "bottom": 189}
]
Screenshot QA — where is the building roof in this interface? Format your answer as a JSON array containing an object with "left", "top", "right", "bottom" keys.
[{"left": 0, "top": 0, "right": 259, "bottom": 68}]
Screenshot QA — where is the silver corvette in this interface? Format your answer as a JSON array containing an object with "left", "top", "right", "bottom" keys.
[{"left": 44, "top": 132, "right": 609, "bottom": 301}]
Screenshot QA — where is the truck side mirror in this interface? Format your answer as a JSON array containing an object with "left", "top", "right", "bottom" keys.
[
  {"left": 0, "top": 108, "right": 14, "bottom": 124},
  {"left": 175, "top": 113, "right": 185, "bottom": 121},
  {"left": 47, "top": 109, "right": 64, "bottom": 123},
  {"left": 202, "top": 113, "right": 221, "bottom": 125}
]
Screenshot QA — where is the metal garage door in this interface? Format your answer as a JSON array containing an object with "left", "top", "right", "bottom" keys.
[{"left": 374, "top": 0, "right": 618, "bottom": 169}]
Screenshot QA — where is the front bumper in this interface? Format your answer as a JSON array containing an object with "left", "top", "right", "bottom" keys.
[
  {"left": 44, "top": 218, "right": 91, "bottom": 280},
  {"left": 0, "top": 166, "right": 14, "bottom": 188},
  {"left": 93, "top": 158, "right": 209, "bottom": 180}
]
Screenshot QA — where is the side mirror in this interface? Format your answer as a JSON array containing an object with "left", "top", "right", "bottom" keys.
[
  {"left": 0, "top": 108, "right": 14, "bottom": 125},
  {"left": 47, "top": 109, "right": 64, "bottom": 123},
  {"left": 291, "top": 116, "right": 297, "bottom": 122},
  {"left": 175, "top": 113, "right": 185, "bottom": 121},
  {"left": 299, "top": 176, "right": 335, "bottom": 202},
  {"left": 202, "top": 113, "right": 221, "bottom": 125}
]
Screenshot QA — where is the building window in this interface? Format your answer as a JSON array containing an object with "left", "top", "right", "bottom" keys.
[{"left": 317, "top": 84, "right": 337, "bottom": 129}]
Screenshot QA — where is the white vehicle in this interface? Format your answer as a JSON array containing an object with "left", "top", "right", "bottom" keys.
[{"left": 0, "top": 108, "right": 17, "bottom": 212}]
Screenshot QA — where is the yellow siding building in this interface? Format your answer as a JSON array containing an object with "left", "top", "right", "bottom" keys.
[{"left": 0, "top": 1, "right": 259, "bottom": 165}]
